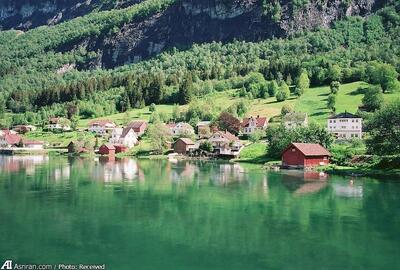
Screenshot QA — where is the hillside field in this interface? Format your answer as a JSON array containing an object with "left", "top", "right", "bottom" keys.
[{"left": 78, "top": 81, "right": 400, "bottom": 127}]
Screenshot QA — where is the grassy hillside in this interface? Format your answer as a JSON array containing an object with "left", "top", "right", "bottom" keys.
[{"left": 77, "top": 81, "right": 400, "bottom": 128}]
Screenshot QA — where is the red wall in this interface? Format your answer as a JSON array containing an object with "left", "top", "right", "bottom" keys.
[
  {"left": 282, "top": 146, "right": 329, "bottom": 167},
  {"left": 99, "top": 146, "right": 115, "bottom": 155},
  {"left": 282, "top": 146, "right": 305, "bottom": 166}
]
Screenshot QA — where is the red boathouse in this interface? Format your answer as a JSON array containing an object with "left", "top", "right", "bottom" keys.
[
  {"left": 98, "top": 144, "right": 116, "bottom": 156},
  {"left": 282, "top": 143, "right": 331, "bottom": 168}
]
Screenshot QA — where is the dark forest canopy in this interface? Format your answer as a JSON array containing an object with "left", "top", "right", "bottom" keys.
[{"left": 0, "top": 0, "right": 399, "bottom": 118}]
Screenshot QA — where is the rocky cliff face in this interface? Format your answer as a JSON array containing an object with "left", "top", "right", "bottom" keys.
[
  {"left": 0, "top": 0, "right": 386, "bottom": 68},
  {"left": 0, "top": 0, "right": 142, "bottom": 30},
  {"left": 96, "top": 0, "right": 384, "bottom": 68}
]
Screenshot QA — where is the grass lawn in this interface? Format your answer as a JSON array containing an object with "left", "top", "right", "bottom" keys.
[
  {"left": 77, "top": 104, "right": 177, "bottom": 128},
  {"left": 75, "top": 81, "right": 400, "bottom": 130},
  {"left": 238, "top": 142, "right": 269, "bottom": 163},
  {"left": 25, "top": 130, "right": 101, "bottom": 148}
]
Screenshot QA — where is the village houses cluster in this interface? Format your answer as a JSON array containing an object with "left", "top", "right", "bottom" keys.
[{"left": 0, "top": 110, "right": 363, "bottom": 168}]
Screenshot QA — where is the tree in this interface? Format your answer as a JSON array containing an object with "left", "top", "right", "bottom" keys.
[
  {"left": 366, "top": 100, "right": 400, "bottom": 155},
  {"left": 217, "top": 112, "right": 241, "bottom": 135},
  {"left": 199, "top": 141, "right": 214, "bottom": 152},
  {"left": 147, "top": 122, "right": 172, "bottom": 154},
  {"left": 377, "top": 63, "right": 398, "bottom": 93},
  {"left": 249, "top": 129, "right": 264, "bottom": 143},
  {"left": 330, "top": 81, "right": 340, "bottom": 94},
  {"left": 362, "top": 86, "right": 384, "bottom": 112},
  {"left": 327, "top": 94, "right": 336, "bottom": 112},
  {"left": 276, "top": 82, "right": 290, "bottom": 102},
  {"left": 296, "top": 71, "right": 310, "bottom": 94},
  {"left": 327, "top": 64, "right": 342, "bottom": 82},
  {"left": 178, "top": 73, "right": 194, "bottom": 105},
  {"left": 149, "top": 103, "right": 156, "bottom": 112},
  {"left": 268, "top": 80, "right": 279, "bottom": 97},
  {"left": 0, "top": 96, "right": 6, "bottom": 118},
  {"left": 281, "top": 104, "right": 293, "bottom": 116},
  {"left": 70, "top": 115, "right": 79, "bottom": 131}
]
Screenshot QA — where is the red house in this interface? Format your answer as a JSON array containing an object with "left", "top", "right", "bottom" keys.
[
  {"left": 98, "top": 144, "right": 116, "bottom": 156},
  {"left": 114, "top": 144, "right": 128, "bottom": 153},
  {"left": 127, "top": 121, "right": 148, "bottom": 137},
  {"left": 282, "top": 143, "right": 331, "bottom": 168}
]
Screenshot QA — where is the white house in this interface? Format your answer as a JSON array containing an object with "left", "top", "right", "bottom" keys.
[
  {"left": 283, "top": 112, "right": 308, "bottom": 130},
  {"left": 109, "top": 127, "right": 138, "bottom": 148},
  {"left": 167, "top": 122, "right": 195, "bottom": 137},
  {"left": 327, "top": 112, "right": 363, "bottom": 140},
  {"left": 88, "top": 119, "right": 116, "bottom": 136},
  {"left": 208, "top": 131, "right": 243, "bottom": 156},
  {"left": 242, "top": 116, "right": 268, "bottom": 136},
  {"left": 48, "top": 117, "right": 71, "bottom": 131}
]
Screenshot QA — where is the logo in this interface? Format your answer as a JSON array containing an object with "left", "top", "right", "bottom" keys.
[{"left": 0, "top": 260, "right": 12, "bottom": 270}]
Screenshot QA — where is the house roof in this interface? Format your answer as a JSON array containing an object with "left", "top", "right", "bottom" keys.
[
  {"left": 329, "top": 112, "right": 360, "bottom": 119},
  {"left": 100, "top": 144, "right": 116, "bottom": 150},
  {"left": 88, "top": 119, "right": 115, "bottom": 127},
  {"left": 2, "top": 134, "right": 22, "bottom": 145},
  {"left": 285, "top": 143, "right": 331, "bottom": 157},
  {"left": 213, "top": 131, "right": 239, "bottom": 141},
  {"left": 120, "top": 127, "right": 137, "bottom": 138},
  {"left": 49, "top": 117, "right": 60, "bottom": 124},
  {"left": 283, "top": 112, "right": 308, "bottom": 122},
  {"left": 197, "top": 121, "right": 211, "bottom": 127},
  {"left": 127, "top": 120, "right": 147, "bottom": 130},
  {"left": 176, "top": 138, "right": 195, "bottom": 145},
  {"left": 242, "top": 116, "right": 268, "bottom": 128}
]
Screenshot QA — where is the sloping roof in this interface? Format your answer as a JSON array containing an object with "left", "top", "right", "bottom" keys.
[
  {"left": 242, "top": 116, "right": 268, "bottom": 128},
  {"left": 3, "top": 134, "right": 22, "bottom": 145},
  {"left": 88, "top": 119, "right": 115, "bottom": 127},
  {"left": 214, "top": 131, "right": 239, "bottom": 141},
  {"left": 100, "top": 144, "right": 115, "bottom": 150},
  {"left": 329, "top": 112, "right": 360, "bottom": 119},
  {"left": 127, "top": 120, "right": 147, "bottom": 130},
  {"left": 176, "top": 138, "right": 194, "bottom": 145},
  {"left": 286, "top": 143, "right": 331, "bottom": 157},
  {"left": 49, "top": 117, "right": 60, "bottom": 124},
  {"left": 197, "top": 121, "right": 211, "bottom": 127},
  {"left": 283, "top": 112, "right": 308, "bottom": 122},
  {"left": 120, "top": 127, "right": 137, "bottom": 138}
]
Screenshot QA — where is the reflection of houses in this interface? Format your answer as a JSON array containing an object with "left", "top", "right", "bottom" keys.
[
  {"left": 281, "top": 170, "right": 328, "bottom": 195},
  {"left": 208, "top": 131, "right": 243, "bottom": 156},
  {"left": 169, "top": 162, "right": 199, "bottom": 182},
  {"left": 242, "top": 116, "right": 268, "bottom": 135},
  {"left": 88, "top": 119, "right": 116, "bottom": 136},
  {"left": 173, "top": 138, "right": 197, "bottom": 154},
  {"left": 0, "top": 129, "right": 17, "bottom": 136},
  {"left": 90, "top": 158, "right": 143, "bottom": 182},
  {"left": 126, "top": 120, "right": 148, "bottom": 137},
  {"left": 283, "top": 112, "right": 308, "bottom": 130},
  {"left": 109, "top": 127, "right": 138, "bottom": 148},
  {"left": 282, "top": 143, "right": 331, "bottom": 168},
  {"left": 0, "top": 155, "right": 49, "bottom": 174},
  {"left": 332, "top": 183, "right": 363, "bottom": 198},
  {"left": 167, "top": 122, "right": 195, "bottom": 137},
  {"left": 327, "top": 112, "right": 362, "bottom": 140},
  {"left": 212, "top": 163, "right": 245, "bottom": 185},
  {"left": 48, "top": 117, "right": 71, "bottom": 131}
]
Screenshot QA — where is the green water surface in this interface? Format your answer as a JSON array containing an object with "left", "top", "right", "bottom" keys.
[{"left": 0, "top": 156, "right": 399, "bottom": 269}]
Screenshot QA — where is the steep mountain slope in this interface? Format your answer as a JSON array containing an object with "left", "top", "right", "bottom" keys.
[{"left": 0, "top": 0, "right": 144, "bottom": 30}]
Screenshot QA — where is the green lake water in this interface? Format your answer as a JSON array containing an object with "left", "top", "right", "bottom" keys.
[{"left": 0, "top": 155, "right": 399, "bottom": 270}]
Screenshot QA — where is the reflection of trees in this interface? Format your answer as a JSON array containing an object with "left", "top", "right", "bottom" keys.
[{"left": 0, "top": 159, "right": 399, "bottom": 269}]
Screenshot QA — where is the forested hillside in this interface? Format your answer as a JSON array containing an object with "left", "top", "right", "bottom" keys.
[{"left": 0, "top": 0, "right": 399, "bottom": 125}]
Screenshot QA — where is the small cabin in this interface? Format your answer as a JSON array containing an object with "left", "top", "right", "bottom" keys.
[
  {"left": 282, "top": 143, "right": 331, "bottom": 168},
  {"left": 173, "top": 138, "right": 195, "bottom": 154},
  {"left": 99, "top": 144, "right": 116, "bottom": 156}
]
